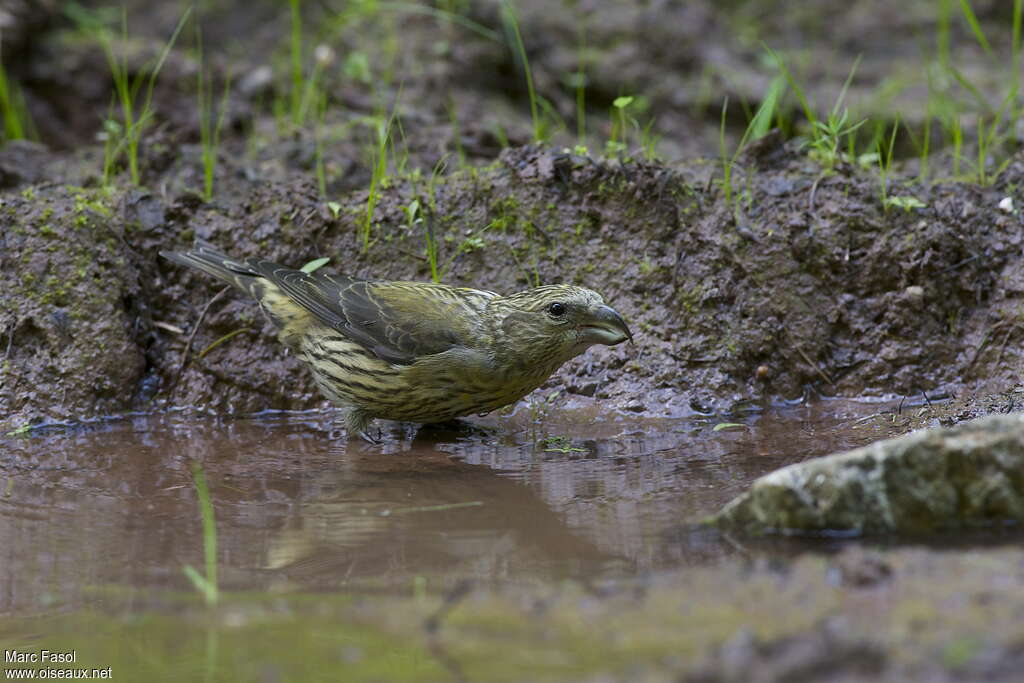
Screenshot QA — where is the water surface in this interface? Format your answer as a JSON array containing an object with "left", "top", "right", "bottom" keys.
[{"left": 1, "top": 400, "right": 891, "bottom": 614}]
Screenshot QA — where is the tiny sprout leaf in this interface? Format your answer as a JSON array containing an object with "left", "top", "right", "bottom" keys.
[
  {"left": 327, "top": 201, "right": 342, "bottom": 218},
  {"left": 712, "top": 422, "right": 746, "bottom": 432},
  {"left": 613, "top": 96, "right": 634, "bottom": 109},
  {"left": 300, "top": 257, "right": 330, "bottom": 274},
  {"left": 883, "top": 196, "right": 926, "bottom": 212}
]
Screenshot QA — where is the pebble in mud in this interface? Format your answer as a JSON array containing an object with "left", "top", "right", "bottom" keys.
[
  {"left": 904, "top": 286, "right": 924, "bottom": 299},
  {"left": 623, "top": 398, "right": 646, "bottom": 412},
  {"left": 903, "top": 286, "right": 925, "bottom": 308},
  {"left": 569, "top": 381, "right": 600, "bottom": 397}
]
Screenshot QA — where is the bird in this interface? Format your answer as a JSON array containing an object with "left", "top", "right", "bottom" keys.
[{"left": 161, "top": 242, "right": 633, "bottom": 439}]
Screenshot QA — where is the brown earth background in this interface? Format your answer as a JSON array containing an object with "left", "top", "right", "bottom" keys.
[{"left": 2, "top": 0, "right": 1024, "bottom": 431}]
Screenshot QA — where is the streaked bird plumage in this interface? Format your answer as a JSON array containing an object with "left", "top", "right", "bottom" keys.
[{"left": 161, "top": 243, "right": 633, "bottom": 437}]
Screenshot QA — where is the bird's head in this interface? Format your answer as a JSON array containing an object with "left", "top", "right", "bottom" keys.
[{"left": 496, "top": 284, "right": 633, "bottom": 365}]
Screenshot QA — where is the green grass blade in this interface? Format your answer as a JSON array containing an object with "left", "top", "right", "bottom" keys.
[
  {"left": 0, "top": 42, "right": 25, "bottom": 140},
  {"left": 188, "top": 464, "right": 219, "bottom": 606},
  {"left": 746, "top": 74, "right": 785, "bottom": 142},
  {"left": 1015, "top": 0, "right": 1023, "bottom": 62},
  {"left": 831, "top": 54, "right": 862, "bottom": 118},
  {"left": 948, "top": 65, "right": 990, "bottom": 112},
  {"left": 501, "top": 1, "right": 542, "bottom": 142},
  {"left": 197, "top": 328, "right": 249, "bottom": 359},
  {"left": 957, "top": 0, "right": 993, "bottom": 58},
  {"left": 362, "top": 108, "right": 397, "bottom": 251},
  {"left": 576, "top": 19, "right": 587, "bottom": 144},
  {"left": 377, "top": 2, "right": 501, "bottom": 42},
  {"left": 937, "top": 0, "right": 952, "bottom": 68},
  {"left": 719, "top": 97, "right": 731, "bottom": 205},
  {"left": 1012, "top": 0, "right": 1023, "bottom": 129},
  {"left": 763, "top": 44, "right": 816, "bottom": 126},
  {"left": 289, "top": 0, "right": 303, "bottom": 125}
]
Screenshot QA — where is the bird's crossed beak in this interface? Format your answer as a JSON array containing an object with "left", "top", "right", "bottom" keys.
[{"left": 582, "top": 304, "right": 634, "bottom": 346}]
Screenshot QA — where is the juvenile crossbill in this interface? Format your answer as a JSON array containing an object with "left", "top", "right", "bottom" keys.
[{"left": 162, "top": 243, "right": 633, "bottom": 438}]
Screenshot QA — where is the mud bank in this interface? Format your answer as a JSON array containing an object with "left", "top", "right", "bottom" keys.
[
  {"left": 3, "top": 0, "right": 1024, "bottom": 430},
  {"left": 3, "top": 140, "right": 1024, "bottom": 430}
]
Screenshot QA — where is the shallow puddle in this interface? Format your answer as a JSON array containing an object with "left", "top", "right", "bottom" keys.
[
  {"left": 13, "top": 399, "right": 1024, "bottom": 681},
  {"left": 0, "top": 400, "right": 894, "bottom": 614}
]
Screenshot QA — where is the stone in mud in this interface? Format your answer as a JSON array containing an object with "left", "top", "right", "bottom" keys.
[{"left": 712, "top": 413, "right": 1024, "bottom": 535}]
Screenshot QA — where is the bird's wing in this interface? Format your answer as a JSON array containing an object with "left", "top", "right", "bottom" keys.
[{"left": 251, "top": 261, "right": 497, "bottom": 365}]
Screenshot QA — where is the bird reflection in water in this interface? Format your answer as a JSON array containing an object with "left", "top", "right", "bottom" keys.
[{"left": 263, "top": 424, "right": 624, "bottom": 590}]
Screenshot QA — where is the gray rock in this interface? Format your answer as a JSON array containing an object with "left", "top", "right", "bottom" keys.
[{"left": 712, "top": 413, "right": 1024, "bottom": 535}]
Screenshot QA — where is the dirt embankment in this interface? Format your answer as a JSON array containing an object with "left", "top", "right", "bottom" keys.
[
  {"left": 2, "top": 138, "right": 1023, "bottom": 431},
  {"left": 2, "top": 1, "right": 1024, "bottom": 430}
]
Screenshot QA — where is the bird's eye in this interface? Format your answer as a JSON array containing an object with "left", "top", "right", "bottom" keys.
[{"left": 547, "top": 302, "right": 566, "bottom": 317}]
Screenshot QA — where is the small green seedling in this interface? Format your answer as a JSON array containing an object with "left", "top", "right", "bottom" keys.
[
  {"left": 300, "top": 257, "right": 330, "bottom": 273},
  {"left": 883, "top": 196, "right": 927, "bottom": 212}
]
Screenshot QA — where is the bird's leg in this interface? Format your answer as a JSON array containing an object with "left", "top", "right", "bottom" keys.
[{"left": 344, "top": 408, "right": 378, "bottom": 442}]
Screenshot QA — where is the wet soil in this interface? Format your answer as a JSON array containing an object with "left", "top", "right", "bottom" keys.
[
  {"left": 3, "top": 1, "right": 1024, "bottom": 430},
  {"left": 8, "top": 138, "right": 1024, "bottom": 429}
]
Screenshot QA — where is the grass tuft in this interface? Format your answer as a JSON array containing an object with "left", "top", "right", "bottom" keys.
[
  {"left": 68, "top": 4, "right": 190, "bottom": 186},
  {"left": 195, "top": 26, "right": 232, "bottom": 202},
  {"left": 0, "top": 36, "right": 34, "bottom": 141},
  {"left": 362, "top": 110, "right": 396, "bottom": 252}
]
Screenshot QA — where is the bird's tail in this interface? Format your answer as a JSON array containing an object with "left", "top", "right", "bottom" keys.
[
  {"left": 162, "top": 241, "right": 316, "bottom": 351},
  {"left": 160, "top": 241, "right": 262, "bottom": 296}
]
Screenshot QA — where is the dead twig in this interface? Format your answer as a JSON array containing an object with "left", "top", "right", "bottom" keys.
[
  {"left": 994, "top": 325, "right": 1016, "bottom": 367},
  {"left": 785, "top": 330, "right": 834, "bottom": 386},
  {"left": 969, "top": 319, "right": 1014, "bottom": 368},
  {"left": 850, "top": 412, "right": 885, "bottom": 426},
  {"left": 153, "top": 321, "right": 185, "bottom": 335},
  {"left": 4, "top": 322, "right": 15, "bottom": 359},
  {"left": 808, "top": 173, "right": 825, "bottom": 213},
  {"left": 967, "top": 319, "right": 1008, "bottom": 368},
  {"left": 939, "top": 253, "right": 980, "bottom": 275},
  {"left": 166, "top": 286, "right": 229, "bottom": 397},
  {"left": 395, "top": 247, "right": 429, "bottom": 262}
]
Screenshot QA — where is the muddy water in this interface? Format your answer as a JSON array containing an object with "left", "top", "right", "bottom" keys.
[{"left": 0, "top": 400, "right": 894, "bottom": 614}]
